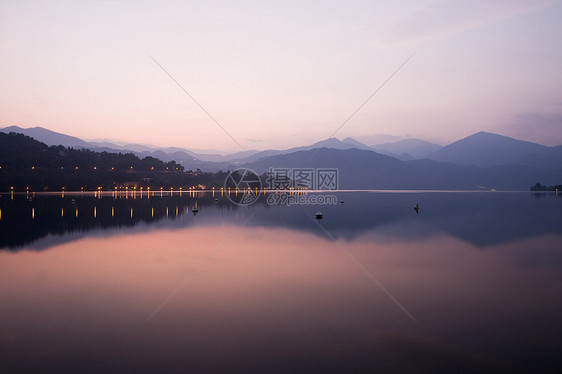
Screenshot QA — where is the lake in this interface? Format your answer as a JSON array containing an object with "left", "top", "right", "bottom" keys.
[{"left": 1, "top": 191, "right": 561, "bottom": 373}]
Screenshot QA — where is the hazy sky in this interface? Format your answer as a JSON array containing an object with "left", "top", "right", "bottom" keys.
[{"left": 1, "top": 0, "right": 561, "bottom": 152}]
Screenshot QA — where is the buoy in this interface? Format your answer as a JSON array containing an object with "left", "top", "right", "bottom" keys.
[
  {"left": 192, "top": 208, "right": 199, "bottom": 216},
  {"left": 413, "top": 203, "right": 419, "bottom": 213},
  {"left": 340, "top": 200, "right": 344, "bottom": 204},
  {"left": 315, "top": 211, "right": 323, "bottom": 220}
]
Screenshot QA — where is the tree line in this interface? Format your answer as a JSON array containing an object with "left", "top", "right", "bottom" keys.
[{"left": 0, "top": 132, "right": 228, "bottom": 191}]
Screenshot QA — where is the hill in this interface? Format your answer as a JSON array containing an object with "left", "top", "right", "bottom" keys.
[
  {"left": 0, "top": 132, "right": 224, "bottom": 191},
  {"left": 0, "top": 126, "right": 241, "bottom": 171}
]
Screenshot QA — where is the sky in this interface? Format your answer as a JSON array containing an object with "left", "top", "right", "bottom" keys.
[{"left": 1, "top": 0, "right": 561, "bottom": 153}]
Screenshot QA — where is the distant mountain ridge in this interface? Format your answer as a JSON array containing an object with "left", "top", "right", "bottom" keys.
[
  {"left": 243, "top": 147, "right": 561, "bottom": 190},
  {"left": 371, "top": 139, "right": 443, "bottom": 160},
  {"left": 233, "top": 137, "right": 373, "bottom": 163},
  {"left": 2, "top": 126, "right": 561, "bottom": 188},
  {"left": 0, "top": 126, "right": 91, "bottom": 149},
  {"left": 0, "top": 126, "right": 238, "bottom": 171},
  {"left": 427, "top": 131, "right": 562, "bottom": 169}
]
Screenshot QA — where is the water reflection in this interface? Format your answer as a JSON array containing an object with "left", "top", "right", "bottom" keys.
[
  {"left": 0, "top": 219, "right": 561, "bottom": 373},
  {"left": 1, "top": 191, "right": 561, "bottom": 250}
]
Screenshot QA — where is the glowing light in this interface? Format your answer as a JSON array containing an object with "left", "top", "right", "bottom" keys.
[
  {"left": 31, "top": 208, "right": 34, "bottom": 220},
  {"left": 94, "top": 207, "right": 97, "bottom": 218},
  {"left": 93, "top": 166, "right": 97, "bottom": 170}
]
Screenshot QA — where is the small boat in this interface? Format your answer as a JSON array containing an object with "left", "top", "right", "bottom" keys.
[{"left": 413, "top": 203, "right": 419, "bottom": 213}]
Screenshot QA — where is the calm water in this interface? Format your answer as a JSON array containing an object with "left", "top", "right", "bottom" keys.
[{"left": 1, "top": 191, "right": 561, "bottom": 373}]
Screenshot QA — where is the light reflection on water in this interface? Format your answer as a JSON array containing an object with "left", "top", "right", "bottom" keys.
[{"left": 0, "top": 191, "right": 561, "bottom": 373}]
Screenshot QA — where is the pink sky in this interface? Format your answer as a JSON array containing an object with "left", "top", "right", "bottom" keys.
[{"left": 1, "top": 0, "right": 561, "bottom": 152}]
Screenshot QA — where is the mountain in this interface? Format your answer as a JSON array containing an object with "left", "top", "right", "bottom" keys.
[
  {"left": 90, "top": 140, "right": 259, "bottom": 163},
  {"left": 428, "top": 131, "right": 562, "bottom": 169},
  {"left": 341, "top": 137, "right": 372, "bottom": 150},
  {"left": 235, "top": 137, "right": 371, "bottom": 163},
  {"left": 371, "top": 139, "right": 442, "bottom": 160},
  {"left": 0, "top": 126, "right": 91, "bottom": 149},
  {"left": 244, "top": 147, "right": 561, "bottom": 190},
  {"left": 0, "top": 126, "right": 241, "bottom": 172},
  {"left": 4, "top": 126, "right": 561, "bottom": 185},
  {"left": 187, "top": 150, "right": 260, "bottom": 162}
]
